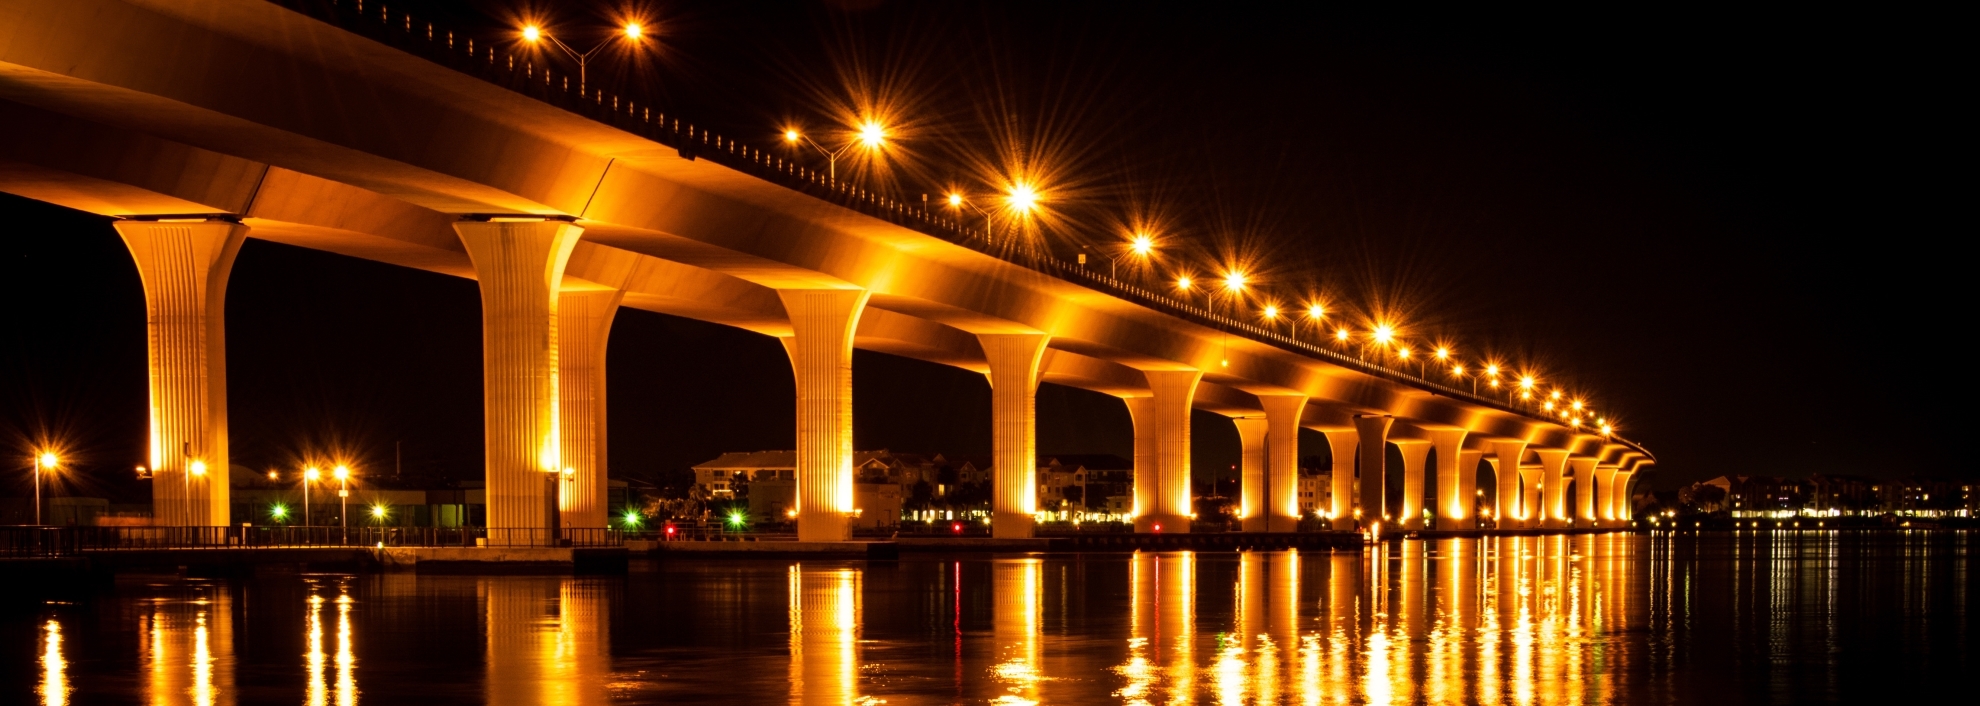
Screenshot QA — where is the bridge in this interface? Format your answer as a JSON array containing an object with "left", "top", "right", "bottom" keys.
[{"left": 0, "top": 0, "right": 1652, "bottom": 543}]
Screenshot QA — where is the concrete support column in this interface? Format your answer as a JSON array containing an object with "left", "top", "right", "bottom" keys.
[
  {"left": 1325, "top": 429, "right": 1357, "bottom": 530},
  {"left": 1455, "top": 449, "right": 1485, "bottom": 530},
  {"left": 1489, "top": 441, "right": 1527, "bottom": 529},
  {"left": 777, "top": 289, "right": 869, "bottom": 542},
  {"left": 1519, "top": 465, "right": 1544, "bottom": 528},
  {"left": 1612, "top": 470, "right": 1637, "bottom": 524},
  {"left": 116, "top": 218, "right": 247, "bottom": 527},
  {"left": 1234, "top": 417, "right": 1269, "bottom": 532},
  {"left": 1136, "top": 370, "right": 1200, "bottom": 533},
  {"left": 1535, "top": 449, "right": 1571, "bottom": 529},
  {"left": 557, "top": 289, "right": 622, "bottom": 531},
  {"left": 1355, "top": 415, "right": 1394, "bottom": 529},
  {"left": 455, "top": 219, "right": 583, "bottom": 543},
  {"left": 1125, "top": 396, "right": 1157, "bottom": 522},
  {"left": 980, "top": 333, "right": 1050, "bottom": 539},
  {"left": 1396, "top": 440, "right": 1430, "bottom": 530},
  {"left": 1595, "top": 465, "right": 1620, "bottom": 524},
  {"left": 1429, "top": 430, "right": 1470, "bottom": 530},
  {"left": 1259, "top": 395, "right": 1307, "bottom": 532},
  {"left": 1569, "top": 458, "right": 1599, "bottom": 526}
]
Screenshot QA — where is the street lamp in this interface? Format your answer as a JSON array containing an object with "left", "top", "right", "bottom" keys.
[
  {"left": 186, "top": 459, "right": 206, "bottom": 526},
  {"left": 945, "top": 191, "right": 1001, "bottom": 243},
  {"left": 1299, "top": 303, "right": 1325, "bottom": 341},
  {"left": 1108, "top": 232, "right": 1156, "bottom": 279},
  {"left": 32, "top": 451, "right": 58, "bottom": 525},
  {"left": 303, "top": 466, "right": 321, "bottom": 528},
  {"left": 785, "top": 121, "right": 887, "bottom": 184},
  {"left": 334, "top": 465, "right": 350, "bottom": 537},
  {"left": 518, "top": 21, "right": 646, "bottom": 94}
]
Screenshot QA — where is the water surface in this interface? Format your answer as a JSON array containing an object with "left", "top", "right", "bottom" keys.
[{"left": 6, "top": 532, "right": 1973, "bottom": 704}]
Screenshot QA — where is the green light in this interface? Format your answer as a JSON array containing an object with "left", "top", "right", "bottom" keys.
[
  {"left": 270, "top": 504, "right": 287, "bottom": 519},
  {"left": 726, "top": 511, "right": 747, "bottom": 527},
  {"left": 623, "top": 511, "right": 642, "bottom": 526}
]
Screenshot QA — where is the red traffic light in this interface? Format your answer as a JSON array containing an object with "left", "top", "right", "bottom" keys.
[{"left": 952, "top": 522, "right": 963, "bottom": 534}]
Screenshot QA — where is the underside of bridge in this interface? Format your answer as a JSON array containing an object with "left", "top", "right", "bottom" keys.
[{"left": 0, "top": 0, "right": 1651, "bottom": 540}]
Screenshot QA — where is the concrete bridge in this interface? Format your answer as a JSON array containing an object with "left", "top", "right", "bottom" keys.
[{"left": 0, "top": 0, "right": 1652, "bottom": 542}]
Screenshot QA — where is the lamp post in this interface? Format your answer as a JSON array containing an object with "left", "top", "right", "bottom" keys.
[
  {"left": 1301, "top": 304, "right": 1325, "bottom": 342},
  {"left": 186, "top": 459, "right": 206, "bottom": 528},
  {"left": 32, "top": 452, "right": 57, "bottom": 525},
  {"left": 1109, "top": 233, "right": 1155, "bottom": 280},
  {"left": 945, "top": 192, "right": 999, "bottom": 243},
  {"left": 303, "top": 466, "right": 320, "bottom": 530},
  {"left": 519, "top": 22, "right": 646, "bottom": 95},
  {"left": 334, "top": 465, "right": 350, "bottom": 541},
  {"left": 785, "top": 122, "right": 886, "bottom": 184}
]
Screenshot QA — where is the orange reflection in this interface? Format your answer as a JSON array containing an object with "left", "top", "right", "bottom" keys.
[
  {"left": 139, "top": 587, "right": 234, "bottom": 706},
  {"left": 41, "top": 620, "right": 67, "bottom": 706},
  {"left": 788, "top": 564, "right": 863, "bottom": 704},
  {"left": 992, "top": 558, "right": 1042, "bottom": 704},
  {"left": 484, "top": 578, "right": 608, "bottom": 706}
]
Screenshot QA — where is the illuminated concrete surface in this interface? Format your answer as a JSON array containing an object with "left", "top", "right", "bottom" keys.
[{"left": 0, "top": 0, "right": 1652, "bottom": 536}]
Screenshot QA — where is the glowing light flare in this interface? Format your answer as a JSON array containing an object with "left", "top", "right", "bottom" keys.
[
  {"left": 1222, "top": 271, "right": 1247, "bottom": 293},
  {"left": 1435, "top": 347, "right": 1450, "bottom": 360},
  {"left": 1371, "top": 324, "right": 1395, "bottom": 344},
  {"left": 304, "top": 467, "right": 321, "bottom": 482},
  {"left": 333, "top": 465, "right": 349, "bottom": 481},
  {"left": 784, "top": 129, "right": 800, "bottom": 143},
  {"left": 1571, "top": 400, "right": 1584, "bottom": 411},
  {"left": 1176, "top": 275, "right": 1193, "bottom": 291},
  {"left": 1005, "top": 182, "right": 1039, "bottom": 213},
  {"left": 38, "top": 452, "right": 58, "bottom": 468},
  {"left": 1453, "top": 365, "right": 1466, "bottom": 376},
  {"left": 270, "top": 504, "right": 288, "bottom": 519},
  {"left": 1397, "top": 347, "right": 1411, "bottom": 360},
  {"left": 1307, "top": 303, "right": 1325, "bottom": 320},
  {"left": 267, "top": 470, "right": 279, "bottom": 481},
  {"left": 1130, "top": 233, "right": 1154, "bottom": 256},
  {"left": 947, "top": 193, "right": 964, "bottom": 207},
  {"left": 369, "top": 504, "right": 388, "bottom": 519},
  {"left": 857, "top": 121, "right": 886, "bottom": 148},
  {"left": 1486, "top": 364, "right": 1501, "bottom": 377},
  {"left": 188, "top": 460, "right": 207, "bottom": 477},
  {"left": 1520, "top": 375, "right": 1536, "bottom": 390},
  {"left": 521, "top": 25, "right": 541, "bottom": 41},
  {"left": 1262, "top": 305, "right": 1279, "bottom": 320},
  {"left": 1336, "top": 328, "right": 1351, "bottom": 342},
  {"left": 623, "top": 22, "right": 643, "bottom": 40}
]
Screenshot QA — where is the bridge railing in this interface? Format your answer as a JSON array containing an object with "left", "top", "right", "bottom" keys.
[
  {"left": 268, "top": 0, "right": 1648, "bottom": 458},
  {"left": 0, "top": 526, "right": 626, "bottom": 554}
]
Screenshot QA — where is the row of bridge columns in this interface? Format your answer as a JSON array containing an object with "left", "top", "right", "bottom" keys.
[{"left": 114, "top": 214, "right": 1639, "bottom": 540}]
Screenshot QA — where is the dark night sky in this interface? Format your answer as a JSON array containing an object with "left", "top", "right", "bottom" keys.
[{"left": 0, "top": 1, "right": 1962, "bottom": 502}]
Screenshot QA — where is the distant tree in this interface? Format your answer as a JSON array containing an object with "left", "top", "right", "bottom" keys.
[
  {"left": 909, "top": 480, "right": 934, "bottom": 509},
  {"left": 1062, "top": 486, "right": 1084, "bottom": 506},
  {"left": 654, "top": 466, "right": 697, "bottom": 499}
]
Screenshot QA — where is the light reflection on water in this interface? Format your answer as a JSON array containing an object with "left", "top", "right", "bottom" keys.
[{"left": 10, "top": 532, "right": 1976, "bottom": 703}]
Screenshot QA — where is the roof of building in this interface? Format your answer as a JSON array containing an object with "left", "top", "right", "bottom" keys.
[
  {"left": 1042, "top": 454, "right": 1132, "bottom": 471},
  {"left": 694, "top": 451, "right": 798, "bottom": 471}
]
